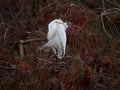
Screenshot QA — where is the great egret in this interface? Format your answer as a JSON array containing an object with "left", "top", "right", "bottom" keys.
[{"left": 43, "top": 18, "right": 68, "bottom": 59}]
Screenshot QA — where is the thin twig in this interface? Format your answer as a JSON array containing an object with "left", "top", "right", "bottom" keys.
[
  {"left": 100, "top": 16, "right": 112, "bottom": 39},
  {"left": 1, "top": 22, "right": 18, "bottom": 30},
  {"left": 26, "top": 30, "right": 47, "bottom": 38},
  {"left": 105, "top": 16, "right": 119, "bottom": 34},
  {"left": 88, "top": 8, "right": 120, "bottom": 22},
  {"left": 20, "top": 80, "right": 40, "bottom": 86},
  {"left": 39, "top": 28, "right": 47, "bottom": 38},
  {"left": 0, "top": 7, "right": 17, "bottom": 20},
  {"left": 101, "top": 0, "right": 112, "bottom": 39},
  {"left": 19, "top": 40, "right": 24, "bottom": 58},
  {"left": 101, "top": 9, "right": 120, "bottom": 16},
  {"left": 0, "top": 66, "right": 16, "bottom": 69},
  {"left": 106, "top": 0, "right": 120, "bottom": 8},
  {"left": 4, "top": 28, "right": 9, "bottom": 42}
]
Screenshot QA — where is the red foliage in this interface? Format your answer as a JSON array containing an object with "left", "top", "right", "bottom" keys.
[
  {"left": 0, "top": 0, "right": 120, "bottom": 90},
  {"left": 0, "top": 48, "right": 31, "bottom": 72}
]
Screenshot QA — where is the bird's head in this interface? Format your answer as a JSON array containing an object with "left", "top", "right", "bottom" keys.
[
  {"left": 55, "top": 19, "right": 69, "bottom": 29},
  {"left": 49, "top": 19, "right": 69, "bottom": 31},
  {"left": 55, "top": 18, "right": 64, "bottom": 24}
]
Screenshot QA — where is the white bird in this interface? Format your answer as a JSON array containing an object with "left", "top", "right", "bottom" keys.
[{"left": 43, "top": 18, "right": 68, "bottom": 59}]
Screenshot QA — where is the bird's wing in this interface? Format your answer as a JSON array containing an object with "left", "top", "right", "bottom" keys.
[
  {"left": 57, "top": 25, "right": 67, "bottom": 56},
  {"left": 57, "top": 25, "right": 67, "bottom": 45},
  {"left": 47, "top": 22, "right": 57, "bottom": 40}
]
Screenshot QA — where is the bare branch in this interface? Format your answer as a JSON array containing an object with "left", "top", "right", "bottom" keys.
[
  {"left": 20, "top": 38, "right": 46, "bottom": 44},
  {"left": 26, "top": 30, "right": 47, "bottom": 38},
  {"left": 19, "top": 38, "right": 46, "bottom": 58}
]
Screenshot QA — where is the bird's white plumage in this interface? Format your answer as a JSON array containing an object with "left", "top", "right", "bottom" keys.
[{"left": 44, "top": 19, "right": 68, "bottom": 59}]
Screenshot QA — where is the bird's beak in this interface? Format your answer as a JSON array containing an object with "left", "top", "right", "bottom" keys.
[{"left": 56, "top": 21, "right": 64, "bottom": 24}]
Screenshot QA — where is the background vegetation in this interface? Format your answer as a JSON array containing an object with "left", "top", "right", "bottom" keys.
[{"left": 0, "top": 0, "right": 120, "bottom": 90}]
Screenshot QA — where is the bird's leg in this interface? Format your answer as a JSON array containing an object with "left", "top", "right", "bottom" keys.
[
  {"left": 55, "top": 48, "right": 58, "bottom": 62},
  {"left": 52, "top": 47, "right": 58, "bottom": 73},
  {"left": 62, "top": 47, "right": 64, "bottom": 59},
  {"left": 52, "top": 56, "right": 55, "bottom": 74}
]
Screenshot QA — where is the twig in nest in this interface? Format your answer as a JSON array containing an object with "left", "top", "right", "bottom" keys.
[
  {"left": 63, "top": 55, "right": 73, "bottom": 59},
  {"left": 0, "top": 61, "right": 19, "bottom": 70}
]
